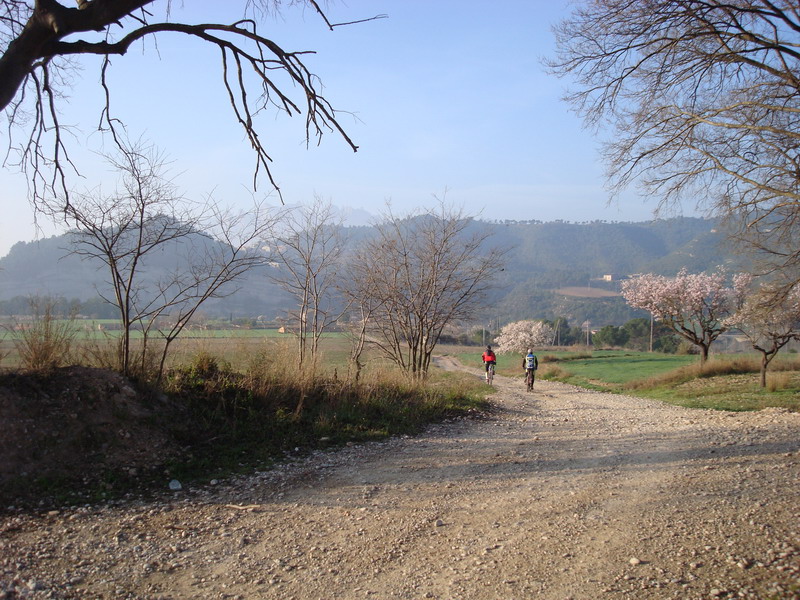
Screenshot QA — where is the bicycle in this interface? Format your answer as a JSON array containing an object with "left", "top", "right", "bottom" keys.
[
  {"left": 486, "top": 363, "right": 495, "bottom": 385},
  {"left": 525, "top": 369, "right": 534, "bottom": 392}
]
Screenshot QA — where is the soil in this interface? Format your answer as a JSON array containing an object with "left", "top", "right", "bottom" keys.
[
  {"left": 0, "top": 366, "right": 185, "bottom": 510},
  {"left": 1, "top": 358, "right": 799, "bottom": 599}
]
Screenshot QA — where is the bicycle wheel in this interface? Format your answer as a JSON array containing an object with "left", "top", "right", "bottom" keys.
[
  {"left": 488, "top": 365, "right": 494, "bottom": 385},
  {"left": 526, "top": 370, "right": 534, "bottom": 392}
]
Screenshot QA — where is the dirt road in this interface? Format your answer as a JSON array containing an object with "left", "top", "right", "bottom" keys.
[{"left": 2, "top": 359, "right": 799, "bottom": 599}]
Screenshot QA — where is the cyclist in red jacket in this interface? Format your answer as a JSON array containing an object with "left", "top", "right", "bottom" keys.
[{"left": 482, "top": 345, "right": 497, "bottom": 383}]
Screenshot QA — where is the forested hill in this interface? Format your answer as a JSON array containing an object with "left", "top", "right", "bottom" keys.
[
  {"left": 492, "top": 217, "right": 727, "bottom": 277},
  {"left": 477, "top": 216, "right": 739, "bottom": 325},
  {"left": 0, "top": 216, "right": 737, "bottom": 326}
]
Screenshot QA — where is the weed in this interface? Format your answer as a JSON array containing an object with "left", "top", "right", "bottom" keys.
[
  {"left": 540, "top": 364, "right": 569, "bottom": 380},
  {"left": 10, "top": 297, "right": 78, "bottom": 372}
]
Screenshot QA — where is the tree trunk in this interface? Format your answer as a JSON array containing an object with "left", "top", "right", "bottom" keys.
[{"left": 699, "top": 344, "right": 709, "bottom": 365}]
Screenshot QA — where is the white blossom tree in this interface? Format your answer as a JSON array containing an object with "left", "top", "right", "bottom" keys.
[
  {"left": 621, "top": 269, "right": 738, "bottom": 364},
  {"left": 727, "top": 275, "right": 800, "bottom": 387},
  {"left": 495, "top": 320, "right": 554, "bottom": 355}
]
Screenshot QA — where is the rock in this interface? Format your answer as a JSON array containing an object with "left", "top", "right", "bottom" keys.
[{"left": 168, "top": 480, "right": 182, "bottom": 491}]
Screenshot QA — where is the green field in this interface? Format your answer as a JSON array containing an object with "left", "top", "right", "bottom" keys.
[{"left": 538, "top": 351, "right": 697, "bottom": 384}]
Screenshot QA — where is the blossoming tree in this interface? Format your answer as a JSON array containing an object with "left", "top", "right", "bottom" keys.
[
  {"left": 621, "top": 268, "right": 737, "bottom": 364},
  {"left": 495, "top": 320, "right": 554, "bottom": 355},
  {"left": 727, "top": 275, "right": 800, "bottom": 387}
]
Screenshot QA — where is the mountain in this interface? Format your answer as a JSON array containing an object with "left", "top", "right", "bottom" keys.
[
  {"left": 0, "top": 227, "right": 292, "bottom": 319},
  {"left": 0, "top": 217, "right": 740, "bottom": 325},
  {"left": 482, "top": 217, "right": 738, "bottom": 325}
]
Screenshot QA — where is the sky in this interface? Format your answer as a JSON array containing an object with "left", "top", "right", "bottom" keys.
[{"left": 0, "top": 0, "right": 680, "bottom": 257}]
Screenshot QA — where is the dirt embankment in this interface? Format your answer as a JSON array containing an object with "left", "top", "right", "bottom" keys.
[{"left": 1, "top": 359, "right": 799, "bottom": 599}]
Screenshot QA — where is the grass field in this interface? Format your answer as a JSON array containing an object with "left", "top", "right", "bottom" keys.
[{"left": 0, "top": 321, "right": 321, "bottom": 340}]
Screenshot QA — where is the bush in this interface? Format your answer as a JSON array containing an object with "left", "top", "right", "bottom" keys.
[
  {"left": 11, "top": 298, "right": 77, "bottom": 372},
  {"left": 160, "top": 349, "right": 490, "bottom": 481}
]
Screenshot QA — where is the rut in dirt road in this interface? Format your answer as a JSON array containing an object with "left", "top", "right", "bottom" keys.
[{"left": 1, "top": 360, "right": 799, "bottom": 599}]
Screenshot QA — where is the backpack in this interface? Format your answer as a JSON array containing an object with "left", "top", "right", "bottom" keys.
[{"left": 526, "top": 354, "right": 538, "bottom": 370}]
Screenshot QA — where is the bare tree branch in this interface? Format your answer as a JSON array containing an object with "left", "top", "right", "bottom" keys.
[
  {"left": 547, "top": 1, "right": 800, "bottom": 287},
  {"left": 55, "top": 138, "right": 277, "bottom": 381},
  {"left": 268, "top": 196, "right": 349, "bottom": 370},
  {"left": 349, "top": 201, "right": 505, "bottom": 380},
  {"left": 1, "top": 1, "right": 375, "bottom": 206}
]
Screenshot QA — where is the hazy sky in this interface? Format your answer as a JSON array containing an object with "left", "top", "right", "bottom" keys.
[{"left": 0, "top": 1, "right": 681, "bottom": 257}]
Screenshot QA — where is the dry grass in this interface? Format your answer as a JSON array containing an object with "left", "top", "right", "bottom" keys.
[
  {"left": 539, "top": 352, "right": 593, "bottom": 363},
  {"left": 767, "top": 371, "right": 793, "bottom": 392},
  {"left": 623, "top": 356, "right": 760, "bottom": 391},
  {"left": 10, "top": 303, "right": 78, "bottom": 372},
  {"left": 539, "top": 364, "right": 570, "bottom": 380}
]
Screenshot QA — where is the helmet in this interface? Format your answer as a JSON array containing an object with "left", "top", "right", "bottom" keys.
[{"left": 527, "top": 348, "right": 533, "bottom": 353}]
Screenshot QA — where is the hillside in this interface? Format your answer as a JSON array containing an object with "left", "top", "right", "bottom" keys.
[
  {"left": 0, "top": 217, "right": 738, "bottom": 326},
  {"left": 481, "top": 217, "right": 737, "bottom": 324}
]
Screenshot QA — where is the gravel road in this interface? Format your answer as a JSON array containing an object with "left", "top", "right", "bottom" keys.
[{"left": 2, "top": 358, "right": 799, "bottom": 599}]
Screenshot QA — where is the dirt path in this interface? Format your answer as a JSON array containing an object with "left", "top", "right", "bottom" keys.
[{"left": 2, "top": 359, "right": 799, "bottom": 599}]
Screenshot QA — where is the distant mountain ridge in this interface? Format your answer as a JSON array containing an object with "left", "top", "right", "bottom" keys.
[{"left": 0, "top": 216, "right": 738, "bottom": 325}]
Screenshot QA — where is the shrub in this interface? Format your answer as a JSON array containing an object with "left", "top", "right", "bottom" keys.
[
  {"left": 540, "top": 364, "right": 569, "bottom": 380},
  {"left": 11, "top": 297, "right": 77, "bottom": 372}
]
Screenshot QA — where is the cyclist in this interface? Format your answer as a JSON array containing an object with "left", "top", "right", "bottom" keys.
[
  {"left": 482, "top": 345, "right": 497, "bottom": 383},
  {"left": 522, "top": 348, "right": 538, "bottom": 391}
]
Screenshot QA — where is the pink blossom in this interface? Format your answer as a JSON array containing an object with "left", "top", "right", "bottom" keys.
[{"left": 621, "top": 268, "right": 738, "bottom": 362}]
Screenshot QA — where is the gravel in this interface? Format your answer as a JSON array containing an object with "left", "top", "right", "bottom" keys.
[{"left": 1, "top": 360, "right": 798, "bottom": 599}]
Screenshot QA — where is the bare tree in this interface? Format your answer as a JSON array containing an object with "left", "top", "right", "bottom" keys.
[
  {"left": 727, "top": 275, "right": 800, "bottom": 387},
  {"left": 57, "top": 140, "right": 277, "bottom": 381},
  {"left": 355, "top": 203, "right": 505, "bottom": 379},
  {"left": 547, "top": 1, "right": 800, "bottom": 290},
  {"left": 268, "top": 197, "right": 348, "bottom": 370},
  {"left": 339, "top": 248, "right": 383, "bottom": 381},
  {"left": 1, "top": 1, "right": 383, "bottom": 205}
]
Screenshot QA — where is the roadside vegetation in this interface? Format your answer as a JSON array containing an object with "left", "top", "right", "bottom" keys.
[
  {"left": 159, "top": 347, "right": 489, "bottom": 485},
  {"left": 0, "top": 319, "right": 490, "bottom": 508}
]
